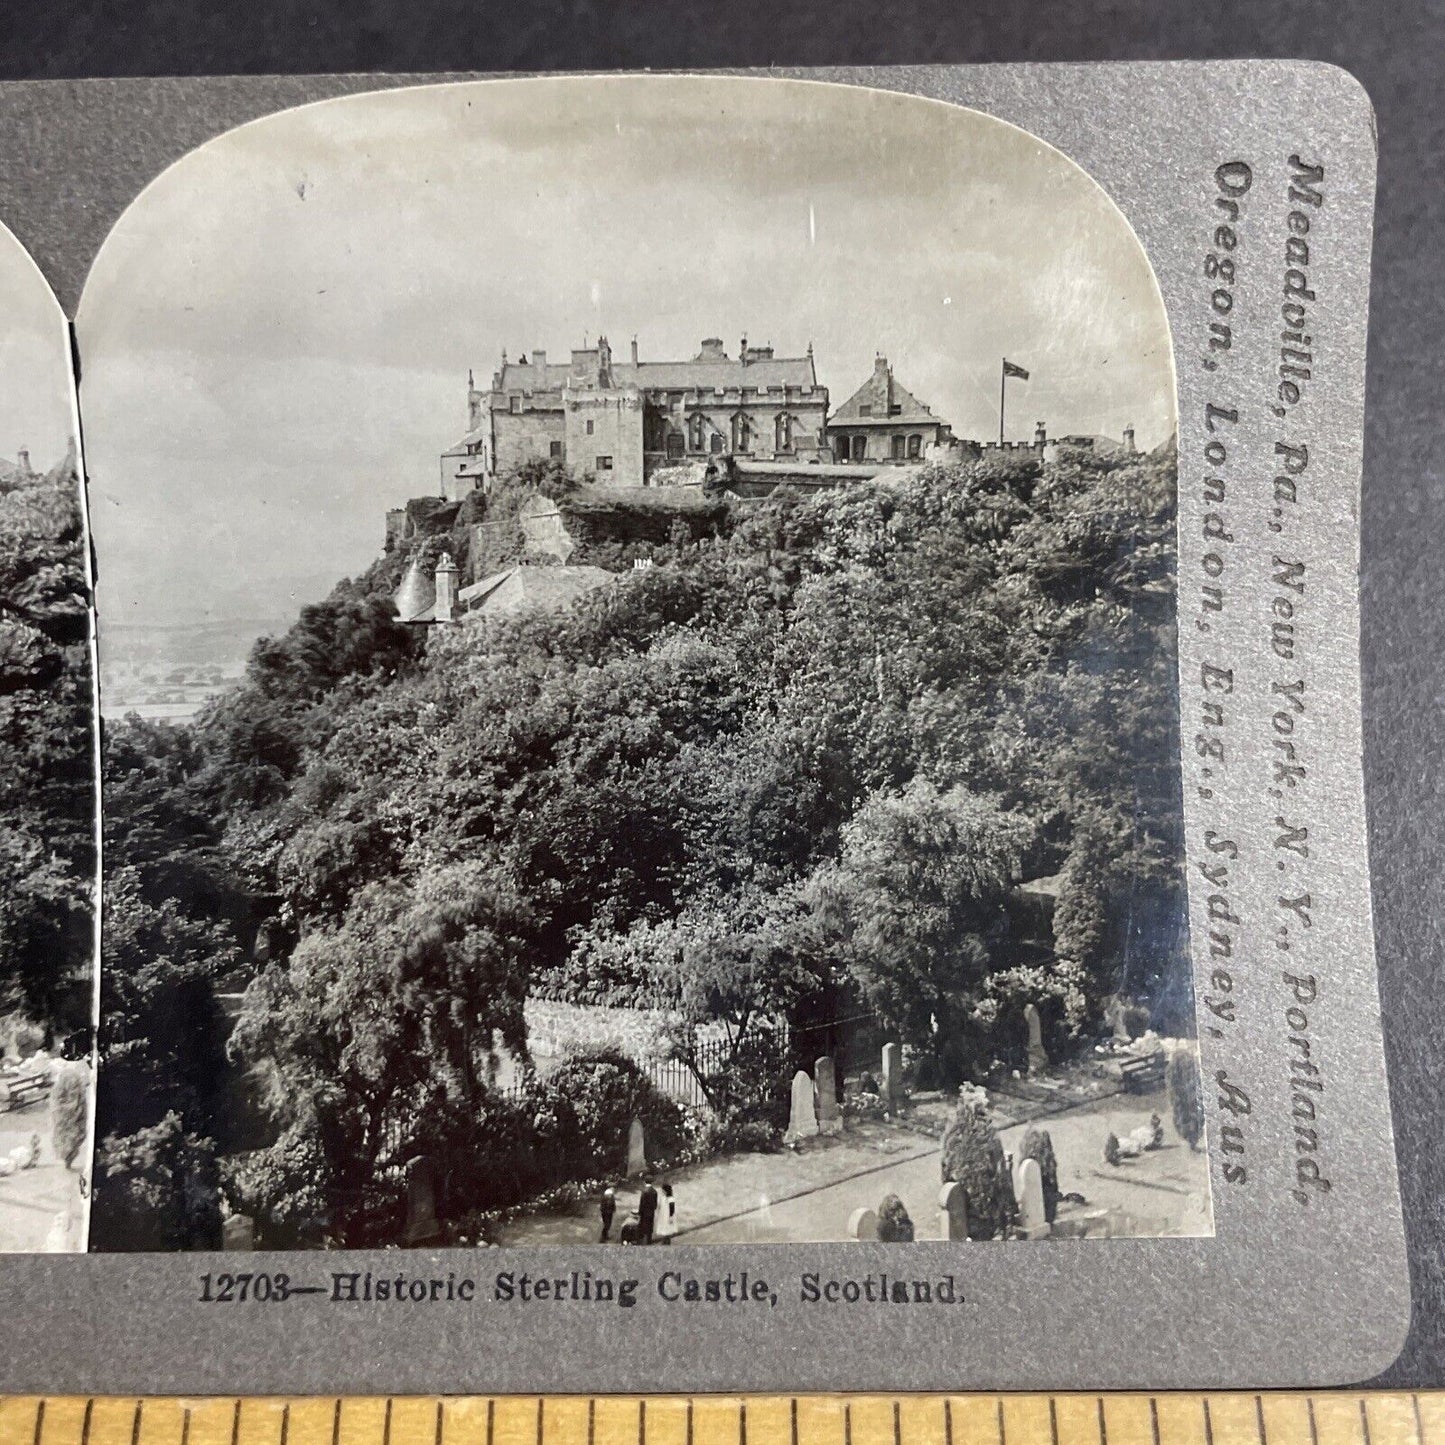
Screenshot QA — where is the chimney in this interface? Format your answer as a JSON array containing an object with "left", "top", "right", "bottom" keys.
[
  {"left": 740, "top": 336, "right": 748, "bottom": 364},
  {"left": 16, "top": 448, "right": 29, "bottom": 474},
  {"left": 698, "top": 338, "right": 726, "bottom": 361},
  {"left": 873, "top": 354, "right": 890, "bottom": 379},
  {"left": 1123, "top": 424, "right": 1136, "bottom": 454},
  {"left": 631, "top": 336, "right": 639, "bottom": 365},
  {"left": 434, "top": 552, "right": 459, "bottom": 624},
  {"left": 1034, "top": 422, "right": 1047, "bottom": 447},
  {"left": 532, "top": 349, "right": 546, "bottom": 370},
  {"left": 597, "top": 335, "right": 612, "bottom": 385}
]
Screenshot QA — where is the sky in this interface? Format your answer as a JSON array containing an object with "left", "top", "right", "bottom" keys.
[
  {"left": 77, "top": 75, "right": 1176, "bottom": 631},
  {"left": 0, "top": 222, "right": 74, "bottom": 473}
]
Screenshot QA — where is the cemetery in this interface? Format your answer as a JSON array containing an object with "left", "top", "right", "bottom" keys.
[{"left": 491, "top": 1032, "right": 1210, "bottom": 1247}]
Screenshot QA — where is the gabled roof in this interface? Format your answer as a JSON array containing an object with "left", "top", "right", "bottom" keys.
[{"left": 830, "top": 358, "right": 944, "bottom": 427}]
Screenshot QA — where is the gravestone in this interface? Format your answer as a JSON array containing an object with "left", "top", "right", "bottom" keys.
[
  {"left": 784, "top": 1070, "right": 819, "bottom": 1143},
  {"left": 1016, "top": 1156, "right": 1048, "bottom": 1239},
  {"left": 222, "top": 1212, "right": 255, "bottom": 1251},
  {"left": 848, "top": 1207, "right": 879, "bottom": 1241},
  {"left": 403, "top": 1155, "right": 441, "bottom": 1245},
  {"left": 1024, "top": 1003, "right": 1049, "bottom": 1075},
  {"left": 937, "top": 1182, "right": 969, "bottom": 1241},
  {"left": 815, "top": 1056, "right": 841, "bottom": 1136},
  {"left": 626, "top": 1117, "right": 647, "bottom": 1176},
  {"left": 880, "top": 1043, "right": 902, "bottom": 1113}
]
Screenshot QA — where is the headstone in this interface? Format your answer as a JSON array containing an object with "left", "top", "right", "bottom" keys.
[
  {"left": 815, "top": 1056, "right": 841, "bottom": 1136},
  {"left": 222, "top": 1213, "right": 256, "bottom": 1251},
  {"left": 881, "top": 1043, "right": 902, "bottom": 1113},
  {"left": 1024, "top": 1003, "right": 1048, "bottom": 1075},
  {"left": 626, "top": 1117, "right": 647, "bottom": 1176},
  {"left": 848, "top": 1207, "right": 878, "bottom": 1241},
  {"left": 1016, "top": 1156, "right": 1048, "bottom": 1238},
  {"left": 937, "top": 1182, "right": 969, "bottom": 1241},
  {"left": 784, "top": 1070, "right": 819, "bottom": 1143},
  {"left": 403, "top": 1155, "right": 441, "bottom": 1245}
]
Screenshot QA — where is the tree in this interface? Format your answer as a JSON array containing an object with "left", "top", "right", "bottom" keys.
[
  {"left": 1017, "top": 1126, "right": 1061, "bottom": 1223},
  {"left": 810, "top": 780, "right": 1032, "bottom": 1084},
  {"left": 228, "top": 861, "right": 535, "bottom": 1244},
  {"left": 1168, "top": 1044, "right": 1204, "bottom": 1150},
  {"left": 90, "top": 1114, "right": 222, "bottom": 1251},
  {"left": 877, "top": 1193, "right": 915, "bottom": 1242}
]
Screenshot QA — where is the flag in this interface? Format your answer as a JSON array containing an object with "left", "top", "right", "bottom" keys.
[{"left": 1003, "top": 359, "right": 1030, "bottom": 380}]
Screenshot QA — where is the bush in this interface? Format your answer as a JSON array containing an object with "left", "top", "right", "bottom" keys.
[
  {"left": 90, "top": 1113, "right": 222, "bottom": 1251},
  {"left": 49, "top": 1060, "right": 90, "bottom": 1169},
  {"left": 1017, "top": 1126, "right": 1060, "bottom": 1224},
  {"left": 533, "top": 1049, "right": 687, "bottom": 1179},
  {"left": 1103, "top": 1131, "right": 1120, "bottom": 1166},
  {"left": 877, "top": 1193, "right": 915, "bottom": 1242},
  {"left": 1168, "top": 1045, "right": 1204, "bottom": 1149},
  {"left": 939, "top": 1085, "right": 1015, "bottom": 1240},
  {"left": 224, "top": 1122, "right": 334, "bottom": 1248}
]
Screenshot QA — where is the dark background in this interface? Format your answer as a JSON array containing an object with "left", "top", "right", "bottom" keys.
[{"left": 1, "top": 0, "right": 1440, "bottom": 1386}]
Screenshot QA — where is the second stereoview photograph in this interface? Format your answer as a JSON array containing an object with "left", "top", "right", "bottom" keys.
[{"left": 79, "top": 73, "right": 1207, "bottom": 1252}]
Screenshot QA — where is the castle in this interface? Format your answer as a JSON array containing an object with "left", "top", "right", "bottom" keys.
[{"left": 440, "top": 336, "right": 831, "bottom": 498}]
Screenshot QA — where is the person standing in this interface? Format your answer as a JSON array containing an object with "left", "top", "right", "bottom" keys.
[
  {"left": 599, "top": 1186, "right": 617, "bottom": 1243},
  {"left": 656, "top": 1183, "right": 676, "bottom": 1244},
  {"left": 636, "top": 1176, "right": 659, "bottom": 1244}
]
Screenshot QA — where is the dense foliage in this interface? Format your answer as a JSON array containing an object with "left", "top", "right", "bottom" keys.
[
  {"left": 1168, "top": 1044, "right": 1205, "bottom": 1150},
  {"left": 0, "top": 450, "right": 95, "bottom": 1038},
  {"left": 94, "top": 440, "right": 1186, "bottom": 1244},
  {"left": 876, "top": 1192, "right": 915, "bottom": 1242},
  {"left": 1017, "top": 1125, "right": 1060, "bottom": 1224}
]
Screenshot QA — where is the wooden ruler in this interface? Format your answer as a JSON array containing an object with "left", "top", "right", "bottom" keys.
[{"left": 1, "top": 1396, "right": 1442, "bottom": 1445}]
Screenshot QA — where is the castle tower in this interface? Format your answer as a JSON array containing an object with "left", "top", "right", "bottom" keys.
[
  {"left": 434, "top": 552, "right": 459, "bottom": 624},
  {"left": 1034, "top": 421, "right": 1047, "bottom": 448},
  {"left": 1123, "top": 424, "right": 1137, "bottom": 454}
]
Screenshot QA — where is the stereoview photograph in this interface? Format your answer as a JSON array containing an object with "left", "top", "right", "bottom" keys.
[
  {"left": 80, "top": 73, "right": 1208, "bottom": 1252},
  {"left": 0, "top": 221, "right": 96, "bottom": 1253}
]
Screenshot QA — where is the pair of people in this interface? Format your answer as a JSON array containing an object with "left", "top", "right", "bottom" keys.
[{"left": 600, "top": 1179, "right": 676, "bottom": 1243}]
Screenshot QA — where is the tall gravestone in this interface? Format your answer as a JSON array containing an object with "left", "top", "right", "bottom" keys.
[
  {"left": 784, "top": 1070, "right": 819, "bottom": 1143},
  {"left": 222, "top": 1212, "right": 255, "bottom": 1251},
  {"left": 937, "top": 1181, "right": 969, "bottom": 1241},
  {"left": 848, "top": 1207, "right": 879, "bottom": 1241},
  {"left": 403, "top": 1155, "right": 441, "bottom": 1245},
  {"left": 626, "top": 1117, "right": 647, "bottom": 1177},
  {"left": 1016, "top": 1156, "right": 1048, "bottom": 1239},
  {"left": 1024, "top": 1003, "right": 1048, "bottom": 1075},
  {"left": 880, "top": 1043, "right": 902, "bottom": 1113},
  {"left": 815, "top": 1056, "right": 841, "bottom": 1136}
]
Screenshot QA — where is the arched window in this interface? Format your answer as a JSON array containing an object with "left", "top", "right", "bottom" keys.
[
  {"left": 891, "top": 434, "right": 906, "bottom": 460},
  {"left": 851, "top": 435, "right": 867, "bottom": 461},
  {"left": 732, "top": 412, "right": 752, "bottom": 453},
  {"left": 907, "top": 433, "right": 922, "bottom": 458},
  {"left": 710, "top": 433, "right": 724, "bottom": 455},
  {"left": 775, "top": 412, "right": 793, "bottom": 452},
  {"left": 689, "top": 412, "right": 706, "bottom": 452}
]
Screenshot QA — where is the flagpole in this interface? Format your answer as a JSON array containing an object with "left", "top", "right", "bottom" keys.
[{"left": 999, "top": 359, "right": 1006, "bottom": 446}]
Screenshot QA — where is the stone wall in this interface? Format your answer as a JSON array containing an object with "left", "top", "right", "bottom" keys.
[
  {"left": 565, "top": 388, "right": 647, "bottom": 486},
  {"left": 491, "top": 401, "right": 566, "bottom": 478}
]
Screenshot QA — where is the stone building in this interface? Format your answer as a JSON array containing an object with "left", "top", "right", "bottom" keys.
[
  {"left": 440, "top": 335, "right": 829, "bottom": 498},
  {"left": 826, "top": 356, "right": 954, "bottom": 464}
]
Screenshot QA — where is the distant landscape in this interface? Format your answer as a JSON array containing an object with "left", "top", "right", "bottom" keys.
[{"left": 99, "top": 619, "right": 289, "bottom": 720}]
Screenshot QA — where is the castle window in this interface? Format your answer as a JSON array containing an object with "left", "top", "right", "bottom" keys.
[
  {"left": 907, "top": 433, "right": 922, "bottom": 458},
  {"left": 775, "top": 412, "right": 793, "bottom": 452},
  {"left": 732, "top": 413, "right": 752, "bottom": 453},
  {"left": 891, "top": 434, "right": 906, "bottom": 459},
  {"left": 667, "top": 433, "right": 684, "bottom": 459},
  {"left": 689, "top": 413, "right": 706, "bottom": 451},
  {"left": 586, "top": 419, "right": 595, "bottom": 436},
  {"left": 710, "top": 434, "right": 724, "bottom": 455},
  {"left": 550, "top": 441, "right": 563, "bottom": 458},
  {"left": 858, "top": 404, "right": 873, "bottom": 417},
  {"left": 510, "top": 395, "right": 522, "bottom": 413},
  {"left": 851, "top": 435, "right": 867, "bottom": 461},
  {"left": 889, "top": 404, "right": 903, "bottom": 416},
  {"left": 596, "top": 455, "right": 613, "bottom": 471}
]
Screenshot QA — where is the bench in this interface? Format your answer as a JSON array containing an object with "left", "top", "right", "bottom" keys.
[
  {"left": 0, "top": 1072, "right": 52, "bottom": 1112},
  {"left": 1118, "top": 1052, "right": 1166, "bottom": 1093}
]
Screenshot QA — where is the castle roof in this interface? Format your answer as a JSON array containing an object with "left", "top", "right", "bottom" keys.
[
  {"left": 492, "top": 342, "right": 818, "bottom": 399},
  {"left": 830, "top": 357, "right": 944, "bottom": 427},
  {"left": 458, "top": 564, "right": 615, "bottom": 619}
]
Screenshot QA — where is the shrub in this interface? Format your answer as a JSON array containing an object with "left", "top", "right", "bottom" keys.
[
  {"left": 1103, "top": 1131, "right": 1120, "bottom": 1166},
  {"left": 877, "top": 1193, "right": 915, "bottom": 1242},
  {"left": 90, "top": 1113, "right": 222, "bottom": 1251},
  {"left": 49, "top": 1060, "right": 90, "bottom": 1169},
  {"left": 1168, "top": 1045, "right": 1204, "bottom": 1149},
  {"left": 1017, "top": 1126, "right": 1060, "bottom": 1224},
  {"left": 939, "top": 1085, "right": 1015, "bottom": 1240},
  {"left": 224, "top": 1122, "right": 334, "bottom": 1248},
  {"left": 534, "top": 1049, "right": 687, "bottom": 1179}
]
